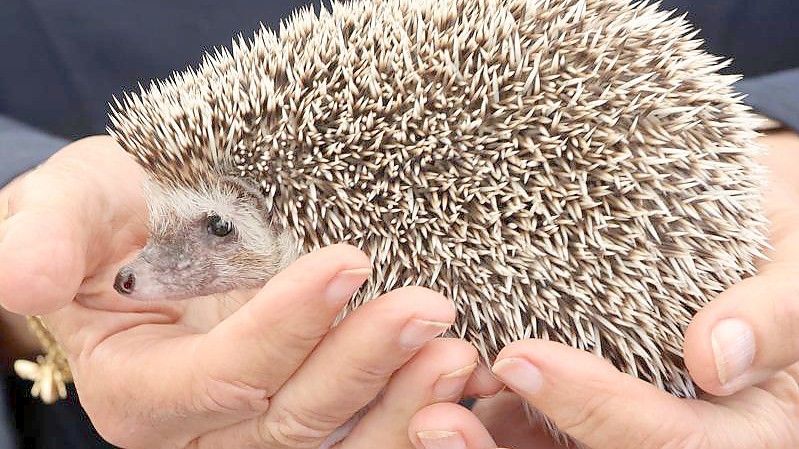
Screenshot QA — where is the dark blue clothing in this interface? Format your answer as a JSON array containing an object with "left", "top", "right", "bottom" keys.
[
  {"left": 0, "top": 0, "right": 798, "bottom": 145},
  {"left": 662, "top": 0, "right": 799, "bottom": 130},
  {"left": 0, "top": 116, "right": 67, "bottom": 187},
  {"left": 1, "top": 1, "right": 798, "bottom": 447}
]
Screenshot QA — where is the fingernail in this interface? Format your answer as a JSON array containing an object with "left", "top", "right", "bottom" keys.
[
  {"left": 416, "top": 430, "right": 466, "bottom": 449},
  {"left": 433, "top": 362, "right": 477, "bottom": 400},
  {"left": 475, "top": 385, "right": 506, "bottom": 399},
  {"left": 400, "top": 319, "right": 451, "bottom": 349},
  {"left": 476, "top": 390, "right": 503, "bottom": 399},
  {"left": 325, "top": 267, "right": 371, "bottom": 305},
  {"left": 711, "top": 318, "right": 756, "bottom": 386},
  {"left": 492, "top": 357, "right": 544, "bottom": 395}
]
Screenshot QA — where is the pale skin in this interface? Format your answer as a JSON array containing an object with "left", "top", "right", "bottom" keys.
[
  {"left": 0, "top": 136, "right": 502, "bottom": 449},
  {"left": 2, "top": 131, "right": 799, "bottom": 449},
  {"left": 406, "top": 130, "right": 799, "bottom": 449}
]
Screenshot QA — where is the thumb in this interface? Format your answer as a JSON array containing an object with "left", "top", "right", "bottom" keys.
[
  {"left": 0, "top": 170, "right": 89, "bottom": 314},
  {"left": 491, "top": 340, "right": 698, "bottom": 449},
  {"left": 684, "top": 272, "right": 799, "bottom": 396},
  {"left": 0, "top": 136, "right": 146, "bottom": 315}
]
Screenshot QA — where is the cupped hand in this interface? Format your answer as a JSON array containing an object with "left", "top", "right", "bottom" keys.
[
  {"left": 407, "top": 132, "right": 799, "bottom": 449},
  {"left": 0, "top": 136, "right": 494, "bottom": 449}
]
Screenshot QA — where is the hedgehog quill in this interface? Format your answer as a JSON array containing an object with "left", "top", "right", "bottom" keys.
[{"left": 108, "top": 0, "right": 767, "bottom": 402}]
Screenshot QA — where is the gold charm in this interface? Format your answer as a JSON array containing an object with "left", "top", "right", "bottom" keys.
[
  {"left": 13, "top": 316, "right": 73, "bottom": 404},
  {"left": 14, "top": 355, "right": 68, "bottom": 404}
]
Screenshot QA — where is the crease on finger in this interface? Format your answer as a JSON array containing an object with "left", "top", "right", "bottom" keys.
[{"left": 254, "top": 400, "right": 344, "bottom": 448}]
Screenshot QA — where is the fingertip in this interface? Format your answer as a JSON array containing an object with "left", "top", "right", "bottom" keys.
[
  {"left": 683, "top": 308, "right": 725, "bottom": 395},
  {"left": 260, "top": 243, "right": 372, "bottom": 298},
  {"left": 491, "top": 340, "right": 689, "bottom": 449},
  {"left": 307, "top": 243, "right": 371, "bottom": 270},
  {"left": 463, "top": 363, "right": 504, "bottom": 398},
  {"left": 495, "top": 339, "right": 628, "bottom": 374},
  {"left": 491, "top": 339, "right": 666, "bottom": 403},
  {"left": 397, "top": 338, "right": 478, "bottom": 386},
  {"left": 420, "top": 337, "right": 478, "bottom": 363},
  {"left": 360, "top": 338, "right": 477, "bottom": 434},
  {"left": 683, "top": 275, "right": 773, "bottom": 396},
  {"left": 494, "top": 339, "right": 565, "bottom": 366},
  {"left": 250, "top": 243, "right": 372, "bottom": 310},
  {"left": 381, "top": 286, "right": 457, "bottom": 326},
  {"left": 409, "top": 403, "right": 497, "bottom": 449},
  {"left": 0, "top": 211, "right": 84, "bottom": 314}
]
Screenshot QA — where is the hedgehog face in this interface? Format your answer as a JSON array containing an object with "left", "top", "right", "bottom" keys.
[{"left": 113, "top": 177, "right": 298, "bottom": 301}]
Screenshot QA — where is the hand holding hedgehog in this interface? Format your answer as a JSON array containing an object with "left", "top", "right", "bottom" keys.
[
  {"left": 109, "top": 0, "right": 771, "bottom": 401},
  {"left": 406, "top": 130, "right": 799, "bottom": 449},
  {"left": 0, "top": 137, "right": 502, "bottom": 449},
  {"left": 3, "top": 0, "right": 799, "bottom": 447},
  {"left": 3, "top": 132, "right": 799, "bottom": 449}
]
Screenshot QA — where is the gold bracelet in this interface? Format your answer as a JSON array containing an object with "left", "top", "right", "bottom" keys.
[{"left": 13, "top": 316, "right": 73, "bottom": 404}]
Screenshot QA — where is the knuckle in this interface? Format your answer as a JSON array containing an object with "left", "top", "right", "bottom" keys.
[
  {"left": 348, "top": 360, "right": 395, "bottom": 385},
  {"left": 259, "top": 404, "right": 340, "bottom": 448},
  {"left": 274, "top": 321, "right": 330, "bottom": 353},
  {"left": 194, "top": 376, "right": 270, "bottom": 415},
  {"left": 286, "top": 319, "right": 330, "bottom": 345}
]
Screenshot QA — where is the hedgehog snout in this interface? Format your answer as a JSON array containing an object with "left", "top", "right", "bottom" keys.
[{"left": 114, "top": 267, "right": 136, "bottom": 295}]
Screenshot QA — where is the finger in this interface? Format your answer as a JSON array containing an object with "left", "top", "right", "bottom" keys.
[
  {"left": 463, "top": 363, "right": 504, "bottom": 399},
  {"left": 197, "top": 244, "right": 371, "bottom": 399},
  {"left": 0, "top": 208, "right": 87, "bottom": 313},
  {"left": 83, "top": 244, "right": 372, "bottom": 446},
  {"left": 0, "top": 137, "right": 146, "bottom": 314},
  {"left": 342, "top": 338, "right": 478, "bottom": 448},
  {"left": 408, "top": 403, "right": 499, "bottom": 449},
  {"left": 194, "top": 286, "right": 456, "bottom": 449},
  {"left": 472, "top": 392, "right": 563, "bottom": 449},
  {"left": 59, "top": 244, "right": 370, "bottom": 449},
  {"left": 684, "top": 272, "right": 799, "bottom": 396},
  {"left": 491, "top": 340, "right": 699, "bottom": 449}
]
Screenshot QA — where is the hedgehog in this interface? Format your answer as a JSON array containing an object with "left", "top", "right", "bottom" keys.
[{"left": 107, "top": 0, "right": 768, "bottom": 404}]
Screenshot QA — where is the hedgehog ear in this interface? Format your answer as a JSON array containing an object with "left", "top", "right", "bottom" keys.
[{"left": 220, "top": 175, "right": 267, "bottom": 210}]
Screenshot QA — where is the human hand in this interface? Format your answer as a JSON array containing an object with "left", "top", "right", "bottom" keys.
[
  {"left": 405, "top": 132, "right": 799, "bottom": 449},
  {"left": 0, "top": 136, "right": 495, "bottom": 449}
]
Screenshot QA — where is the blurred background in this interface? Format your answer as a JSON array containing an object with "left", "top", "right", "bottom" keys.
[
  {"left": 1, "top": 0, "right": 798, "bottom": 447},
  {"left": 2, "top": 0, "right": 799, "bottom": 142}
]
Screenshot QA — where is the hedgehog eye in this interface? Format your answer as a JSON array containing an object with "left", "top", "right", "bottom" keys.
[{"left": 206, "top": 214, "right": 234, "bottom": 237}]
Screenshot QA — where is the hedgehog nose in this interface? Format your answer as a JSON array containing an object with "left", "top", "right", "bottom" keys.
[{"left": 114, "top": 268, "right": 136, "bottom": 295}]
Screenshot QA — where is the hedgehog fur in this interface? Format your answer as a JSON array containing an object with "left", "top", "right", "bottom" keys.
[{"left": 108, "top": 0, "right": 768, "bottom": 399}]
